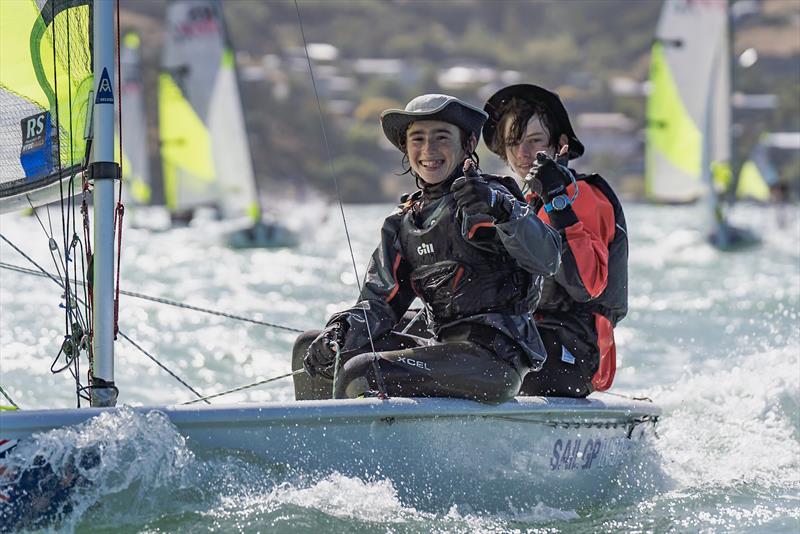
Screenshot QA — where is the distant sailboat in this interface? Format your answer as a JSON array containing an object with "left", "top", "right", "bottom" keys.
[
  {"left": 736, "top": 142, "right": 774, "bottom": 202},
  {"left": 120, "top": 31, "right": 152, "bottom": 207},
  {"left": 645, "top": 0, "right": 759, "bottom": 250},
  {"left": 158, "top": 0, "right": 297, "bottom": 247}
]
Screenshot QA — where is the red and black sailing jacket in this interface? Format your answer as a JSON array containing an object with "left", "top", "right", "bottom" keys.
[{"left": 528, "top": 173, "right": 628, "bottom": 391}]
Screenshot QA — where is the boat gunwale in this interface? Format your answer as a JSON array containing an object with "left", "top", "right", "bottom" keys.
[{"left": 0, "top": 393, "right": 661, "bottom": 438}]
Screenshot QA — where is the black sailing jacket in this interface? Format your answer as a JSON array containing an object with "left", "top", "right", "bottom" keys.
[{"left": 327, "top": 173, "right": 561, "bottom": 368}]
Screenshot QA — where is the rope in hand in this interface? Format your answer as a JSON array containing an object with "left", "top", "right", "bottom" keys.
[{"left": 331, "top": 341, "right": 341, "bottom": 400}]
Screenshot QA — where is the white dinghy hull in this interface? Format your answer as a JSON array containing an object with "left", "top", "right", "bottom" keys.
[{"left": 1, "top": 393, "right": 660, "bottom": 511}]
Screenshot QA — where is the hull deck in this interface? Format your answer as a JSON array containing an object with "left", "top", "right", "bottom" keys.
[{"left": 1, "top": 394, "right": 662, "bottom": 511}]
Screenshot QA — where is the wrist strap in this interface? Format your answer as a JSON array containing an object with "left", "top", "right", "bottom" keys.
[{"left": 544, "top": 194, "right": 571, "bottom": 213}]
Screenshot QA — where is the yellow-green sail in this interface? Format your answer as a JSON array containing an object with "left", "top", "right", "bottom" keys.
[
  {"left": 645, "top": 0, "right": 730, "bottom": 204},
  {"left": 158, "top": 0, "right": 259, "bottom": 221},
  {"left": 645, "top": 42, "right": 702, "bottom": 200},
  {"left": 736, "top": 160, "right": 770, "bottom": 201},
  {"left": 736, "top": 139, "right": 779, "bottom": 202},
  {"left": 158, "top": 72, "right": 215, "bottom": 212},
  {"left": 0, "top": 0, "right": 93, "bottom": 212}
]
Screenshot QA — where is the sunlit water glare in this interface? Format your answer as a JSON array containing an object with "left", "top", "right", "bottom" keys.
[{"left": 1, "top": 201, "right": 798, "bottom": 532}]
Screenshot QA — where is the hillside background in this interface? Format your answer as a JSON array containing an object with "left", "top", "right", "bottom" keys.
[{"left": 120, "top": 0, "right": 800, "bottom": 203}]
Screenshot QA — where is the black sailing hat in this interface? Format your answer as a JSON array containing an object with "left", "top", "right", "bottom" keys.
[{"left": 482, "top": 84, "right": 585, "bottom": 160}]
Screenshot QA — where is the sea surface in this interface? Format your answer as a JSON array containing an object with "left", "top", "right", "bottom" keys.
[{"left": 0, "top": 201, "right": 798, "bottom": 533}]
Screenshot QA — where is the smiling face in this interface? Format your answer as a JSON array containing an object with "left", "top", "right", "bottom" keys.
[{"left": 405, "top": 120, "right": 468, "bottom": 185}]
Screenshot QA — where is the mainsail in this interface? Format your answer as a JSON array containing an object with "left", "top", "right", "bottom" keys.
[
  {"left": 120, "top": 30, "right": 151, "bottom": 205},
  {"left": 0, "top": 0, "right": 93, "bottom": 214},
  {"left": 158, "top": 0, "right": 259, "bottom": 221},
  {"left": 645, "top": 0, "right": 730, "bottom": 203}
]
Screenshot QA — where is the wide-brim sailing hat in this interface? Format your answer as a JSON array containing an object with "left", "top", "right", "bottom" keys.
[
  {"left": 482, "top": 84, "right": 584, "bottom": 160},
  {"left": 381, "top": 94, "right": 489, "bottom": 151}
]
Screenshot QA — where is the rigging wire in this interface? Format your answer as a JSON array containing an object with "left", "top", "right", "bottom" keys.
[
  {"left": 48, "top": 1, "right": 90, "bottom": 407},
  {"left": 26, "top": 198, "right": 53, "bottom": 240},
  {"left": 294, "top": 0, "right": 387, "bottom": 397},
  {"left": 0, "top": 261, "right": 305, "bottom": 333},
  {"left": 117, "top": 332, "right": 208, "bottom": 403},
  {"left": 181, "top": 370, "right": 304, "bottom": 405},
  {"left": 0, "top": 240, "right": 207, "bottom": 403}
]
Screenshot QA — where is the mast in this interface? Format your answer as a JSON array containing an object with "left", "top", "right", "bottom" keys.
[
  {"left": 703, "top": 47, "right": 729, "bottom": 246},
  {"left": 727, "top": 0, "right": 737, "bottom": 197},
  {"left": 91, "top": 0, "right": 120, "bottom": 407}
]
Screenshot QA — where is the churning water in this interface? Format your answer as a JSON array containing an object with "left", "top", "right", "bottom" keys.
[{"left": 0, "top": 201, "right": 798, "bottom": 533}]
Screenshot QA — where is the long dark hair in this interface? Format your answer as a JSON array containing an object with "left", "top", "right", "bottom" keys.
[{"left": 489, "top": 97, "right": 558, "bottom": 163}]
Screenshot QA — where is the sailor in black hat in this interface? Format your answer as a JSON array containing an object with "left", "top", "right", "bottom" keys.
[{"left": 483, "top": 84, "right": 629, "bottom": 397}]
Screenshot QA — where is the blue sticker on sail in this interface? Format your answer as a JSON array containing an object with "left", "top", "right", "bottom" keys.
[
  {"left": 95, "top": 67, "right": 114, "bottom": 104},
  {"left": 19, "top": 111, "right": 55, "bottom": 179}
]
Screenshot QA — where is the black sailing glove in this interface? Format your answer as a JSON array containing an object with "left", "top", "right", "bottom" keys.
[
  {"left": 451, "top": 160, "right": 513, "bottom": 223},
  {"left": 527, "top": 151, "right": 579, "bottom": 228},
  {"left": 304, "top": 321, "right": 348, "bottom": 379},
  {"left": 526, "top": 151, "right": 572, "bottom": 203}
]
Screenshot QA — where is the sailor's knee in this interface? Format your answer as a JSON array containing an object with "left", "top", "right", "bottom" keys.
[
  {"left": 334, "top": 353, "right": 377, "bottom": 399},
  {"left": 292, "top": 330, "right": 321, "bottom": 370},
  {"left": 484, "top": 366, "right": 523, "bottom": 404}
]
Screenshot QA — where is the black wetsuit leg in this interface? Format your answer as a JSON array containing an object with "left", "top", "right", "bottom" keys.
[
  {"left": 291, "top": 328, "right": 433, "bottom": 400},
  {"left": 333, "top": 334, "right": 523, "bottom": 404},
  {"left": 518, "top": 328, "right": 594, "bottom": 398}
]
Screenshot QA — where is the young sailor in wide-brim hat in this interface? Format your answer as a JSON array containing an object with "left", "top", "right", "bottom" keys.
[{"left": 380, "top": 93, "right": 488, "bottom": 152}]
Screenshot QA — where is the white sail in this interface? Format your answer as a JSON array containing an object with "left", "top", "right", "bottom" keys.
[
  {"left": 120, "top": 31, "right": 151, "bottom": 205},
  {"left": 159, "top": 0, "right": 258, "bottom": 220},
  {"left": 645, "top": 0, "right": 730, "bottom": 203}
]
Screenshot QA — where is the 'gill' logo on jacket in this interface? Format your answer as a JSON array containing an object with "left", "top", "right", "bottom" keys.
[{"left": 417, "top": 243, "right": 434, "bottom": 256}]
